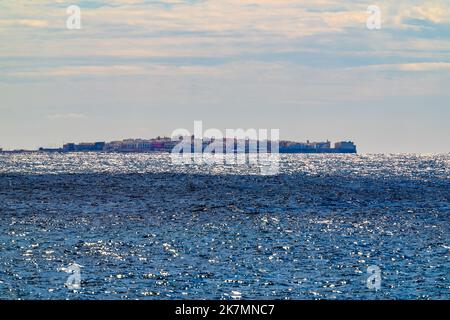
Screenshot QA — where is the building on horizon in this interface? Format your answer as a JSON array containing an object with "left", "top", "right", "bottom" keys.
[
  {"left": 278, "top": 140, "right": 356, "bottom": 153},
  {"left": 37, "top": 138, "right": 357, "bottom": 154},
  {"left": 63, "top": 142, "right": 105, "bottom": 152}
]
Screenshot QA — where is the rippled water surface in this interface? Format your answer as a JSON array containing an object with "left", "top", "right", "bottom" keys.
[{"left": 0, "top": 153, "right": 448, "bottom": 299}]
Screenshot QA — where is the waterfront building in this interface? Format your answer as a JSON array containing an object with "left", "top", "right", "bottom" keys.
[
  {"left": 39, "top": 138, "right": 357, "bottom": 154},
  {"left": 62, "top": 142, "right": 105, "bottom": 152},
  {"left": 334, "top": 141, "right": 357, "bottom": 153}
]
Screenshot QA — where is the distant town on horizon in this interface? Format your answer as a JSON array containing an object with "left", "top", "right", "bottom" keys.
[{"left": 0, "top": 137, "right": 357, "bottom": 154}]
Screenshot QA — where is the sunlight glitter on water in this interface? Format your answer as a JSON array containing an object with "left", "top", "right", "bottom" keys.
[{"left": 0, "top": 153, "right": 448, "bottom": 299}]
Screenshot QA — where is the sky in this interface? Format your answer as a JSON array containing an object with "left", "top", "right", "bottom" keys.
[{"left": 0, "top": 0, "right": 449, "bottom": 153}]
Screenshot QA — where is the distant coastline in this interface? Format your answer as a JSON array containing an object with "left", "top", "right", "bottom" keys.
[{"left": 0, "top": 137, "right": 357, "bottom": 154}]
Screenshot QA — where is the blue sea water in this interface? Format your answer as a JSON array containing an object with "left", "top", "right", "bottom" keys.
[{"left": 0, "top": 153, "right": 448, "bottom": 300}]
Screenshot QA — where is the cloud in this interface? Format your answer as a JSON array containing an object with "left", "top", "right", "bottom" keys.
[
  {"left": 1, "top": 1, "right": 450, "bottom": 82},
  {"left": 395, "top": 62, "right": 450, "bottom": 71},
  {"left": 349, "top": 62, "right": 450, "bottom": 72},
  {"left": 12, "top": 65, "right": 147, "bottom": 77},
  {"left": 0, "top": 19, "right": 49, "bottom": 29},
  {"left": 18, "top": 19, "right": 49, "bottom": 28},
  {"left": 46, "top": 113, "right": 86, "bottom": 120}
]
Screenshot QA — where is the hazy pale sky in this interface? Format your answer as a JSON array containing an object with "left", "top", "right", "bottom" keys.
[{"left": 1, "top": 0, "right": 449, "bottom": 153}]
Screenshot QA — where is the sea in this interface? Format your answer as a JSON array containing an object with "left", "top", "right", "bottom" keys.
[{"left": 0, "top": 153, "right": 448, "bottom": 300}]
